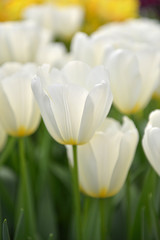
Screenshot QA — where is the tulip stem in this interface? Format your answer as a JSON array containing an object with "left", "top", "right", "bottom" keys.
[
  {"left": 99, "top": 198, "right": 106, "bottom": 240},
  {"left": 0, "top": 137, "right": 16, "bottom": 167},
  {"left": 72, "top": 145, "right": 82, "bottom": 240},
  {"left": 18, "top": 138, "right": 36, "bottom": 239}
]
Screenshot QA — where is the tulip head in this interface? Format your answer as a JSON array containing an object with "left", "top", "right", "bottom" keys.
[
  {"left": 0, "top": 20, "right": 51, "bottom": 64},
  {"left": 0, "top": 63, "right": 41, "bottom": 137},
  {"left": 142, "top": 110, "right": 160, "bottom": 176},
  {"left": 105, "top": 48, "right": 160, "bottom": 114},
  {"left": 32, "top": 61, "right": 113, "bottom": 145},
  {"left": 67, "top": 116, "right": 139, "bottom": 198}
]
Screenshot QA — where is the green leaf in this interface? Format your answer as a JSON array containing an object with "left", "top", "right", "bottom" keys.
[
  {"left": 14, "top": 209, "right": 24, "bottom": 240},
  {"left": 148, "top": 193, "right": 160, "bottom": 240},
  {"left": 129, "top": 167, "right": 157, "bottom": 240},
  {"left": 2, "top": 219, "right": 10, "bottom": 240}
]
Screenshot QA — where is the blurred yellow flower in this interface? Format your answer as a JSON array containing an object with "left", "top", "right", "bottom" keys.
[
  {"left": 0, "top": 0, "right": 43, "bottom": 21},
  {"left": 53, "top": 0, "right": 139, "bottom": 33},
  {"left": 0, "top": 0, "right": 139, "bottom": 33}
]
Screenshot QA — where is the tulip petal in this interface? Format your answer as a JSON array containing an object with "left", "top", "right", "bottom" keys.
[
  {"left": 62, "top": 61, "right": 90, "bottom": 87},
  {"left": 0, "top": 83, "right": 17, "bottom": 132},
  {"left": 108, "top": 128, "right": 138, "bottom": 194},
  {"left": 143, "top": 128, "right": 160, "bottom": 176},
  {"left": 78, "top": 81, "right": 112, "bottom": 142},
  {"left": 105, "top": 49, "right": 141, "bottom": 113},
  {"left": 32, "top": 78, "right": 64, "bottom": 143},
  {"left": 46, "top": 83, "right": 88, "bottom": 144}
]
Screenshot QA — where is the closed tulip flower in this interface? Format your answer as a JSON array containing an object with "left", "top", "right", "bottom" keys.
[
  {"left": 0, "top": 63, "right": 41, "bottom": 137},
  {"left": 66, "top": 116, "right": 138, "bottom": 198},
  {"left": 142, "top": 110, "right": 160, "bottom": 176},
  {"left": 105, "top": 48, "right": 160, "bottom": 114},
  {"left": 32, "top": 61, "right": 113, "bottom": 145}
]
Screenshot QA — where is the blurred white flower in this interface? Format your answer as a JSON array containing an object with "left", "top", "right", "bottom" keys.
[
  {"left": 142, "top": 110, "right": 160, "bottom": 176},
  {"left": 23, "top": 4, "right": 84, "bottom": 39},
  {"left": 92, "top": 18, "right": 160, "bottom": 49},
  {"left": 0, "top": 20, "right": 51, "bottom": 64},
  {"left": 67, "top": 116, "right": 138, "bottom": 198},
  {"left": 32, "top": 61, "right": 113, "bottom": 145},
  {"left": 71, "top": 32, "right": 108, "bottom": 66},
  {"left": 36, "top": 42, "right": 72, "bottom": 68},
  {"left": 53, "top": 5, "right": 84, "bottom": 39},
  {"left": 23, "top": 4, "right": 57, "bottom": 38},
  {"left": 0, "top": 123, "right": 7, "bottom": 152},
  {"left": 105, "top": 48, "right": 160, "bottom": 114},
  {"left": 0, "top": 63, "right": 41, "bottom": 137}
]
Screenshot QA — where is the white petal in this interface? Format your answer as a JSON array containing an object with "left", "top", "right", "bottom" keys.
[
  {"left": 137, "top": 51, "right": 160, "bottom": 109},
  {"left": 143, "top": 128, "right": 160, "bottom": 176},
  {"left": 32, "top": 77, "right": 64, "bottom": 143},
  {"left": 105, "top": 49, "right": 142, "bottom": 113},
  {"left": 62, "top": 61, "right": 91, "bottom": 87},
  {"left": 46, "top": 83, "right": 88, "bottom": 144},
  {"left": 108, "top": 125, "right": 138, "bottom": 194},
  {"left": 78, "top": 81, "right": 112, "bottom": 142},
  {"left": 71, "top": 32, "right": 95, "bottom": 66}
]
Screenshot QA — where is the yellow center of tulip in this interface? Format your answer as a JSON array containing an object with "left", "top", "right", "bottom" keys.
[
  {"left": 80, "top": 185, "right": 117, "bottom": 198},
  {"left": 9, "top": 126, "right": 34, "bottom": 137}
]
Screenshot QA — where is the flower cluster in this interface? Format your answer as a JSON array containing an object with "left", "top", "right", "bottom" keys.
[{"left": 0, "top": 2, "right": 160, "bottom": 240}]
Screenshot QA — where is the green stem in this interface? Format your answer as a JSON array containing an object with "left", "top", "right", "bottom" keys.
[
  {"left": 18, "top": 138, "right": 36, "bottom": 239},
  {"left": 0, "top": 137, "right": 16, "bottom": 167},
  {"left": 99, "top": 198, "right": 106, "bottom": 240},
  {"left": 126, "top": 175, "right": 131, "bottom": 238},
  {"left": 72, "top": 145, "right": 82, "bottom": 240}
]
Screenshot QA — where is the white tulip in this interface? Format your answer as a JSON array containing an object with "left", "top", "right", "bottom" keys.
[
  {"left": 0, "top": 63, "right": 41, "bottom": 137},
  {"left": 0, "top": 20, "right": 51, "bottom": 64},
  {"left": 71, "top": 32, "right": 109, "bottom": 66},
  {"left": 66, "top": 116, "right": 139, "bottom": 198},
  {"left": 142, "top": 110, "right": 160, "bottom": 176},
  {"left": 105, "top": 48, "right": 160, "bottom": 114},
  {"left": 32, "top": 61, "right": 113, "bottom": 145},
  {"left": 23, "top": 4, "right": 57, "bottom": 38},
  {"left": 23, "top": 4, "right": 84, "bottom": 39},
  {"left": 92, "top": 18, "right": 160, "bottom": 49}
]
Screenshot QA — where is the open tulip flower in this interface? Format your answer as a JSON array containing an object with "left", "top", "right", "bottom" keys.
[
  {"left": 142, "top": 110, "right": 160, "bottom": 176},
  {"left": 67, "top": 116, "right": 139, "bottom": 198},
  {"left": 32, "top": 61, "right": 113, "bottom": 145},
  {"left": 0, "top": 62, "right": 41, "bottom": 137}
]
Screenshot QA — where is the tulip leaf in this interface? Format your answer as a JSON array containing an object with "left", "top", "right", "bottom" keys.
[
  {"left": 129, "top": 167, "right": 157, "bottom": 239},
  {"left": 2, "top": 219, "right": 10, "bottom": 240},
  {"left": 148, "top": 193, "right": 160, "bottom": 240},
  {"left": 14, "top": 209, "right": 24, "bottom": 240}
]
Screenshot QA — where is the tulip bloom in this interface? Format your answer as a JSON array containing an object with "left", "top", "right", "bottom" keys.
[
  {"left": 105, "top": 48, "right": 160, "bottom": 114},
  {"left": 0, "top": 63, "right": 41, "bottom": 137},
  {"left": 142, "top": 110, "right": 160, "bottom": 176},
  {"left": 23, "top": 4, "right": 84, "bottom": 39},
  {"left": 32, "top": 61, "right": 113, "bottom": 145},
  {"left": 0, "top": 20, "right": 51, "bottom": 64},
  {"left": 66, "top": 116, "right": 138, "bottom": 198}
]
